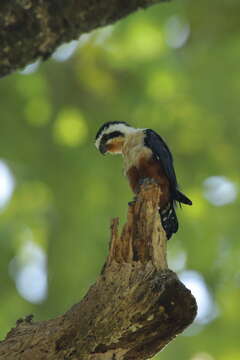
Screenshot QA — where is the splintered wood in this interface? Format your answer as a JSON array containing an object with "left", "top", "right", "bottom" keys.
[
  {"left": 106, "top": 183, "right": 167, "bottom": 269},
  {"left": 0, "top": 183, "right": 197, "bottom": 360}
]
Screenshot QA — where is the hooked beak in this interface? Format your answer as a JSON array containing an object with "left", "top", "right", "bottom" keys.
[{"left": 99, "top": 141, "right": 107, "bottom": 155}]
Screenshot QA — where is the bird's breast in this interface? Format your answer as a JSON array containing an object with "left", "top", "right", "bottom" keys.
[{"left": 122, "top": 133, "right": 152, "bottom": 174}]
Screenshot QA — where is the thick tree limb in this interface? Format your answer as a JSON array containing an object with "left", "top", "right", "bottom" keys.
[
  {"left": 0, "top": 183, "right": 196, "bottom": 359},
  {"left": 0, "top": 0, "right": 169, "bottom": 77}
]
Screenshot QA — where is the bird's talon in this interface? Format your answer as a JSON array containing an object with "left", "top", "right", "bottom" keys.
[
  {"left": 139, "top": 177, "right": 157, "bottom": 187},
  {"left": 128, "top": 200, "right": 135, "bottom": 206},
  {"left": 128, "top": 196, "right": 137, "bottom": 206}
]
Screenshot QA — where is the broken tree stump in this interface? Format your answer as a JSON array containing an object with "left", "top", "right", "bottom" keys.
[{"left": 0, "top": 183, "right": 197, "bottom": 360}]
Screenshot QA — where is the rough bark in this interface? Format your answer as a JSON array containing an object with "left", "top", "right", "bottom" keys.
[
  {"left": 0, "top": 183, "right": 197, "bottom": 360},
  {"left": 0, "top": 0, "right": 170, "bottom": 78}
]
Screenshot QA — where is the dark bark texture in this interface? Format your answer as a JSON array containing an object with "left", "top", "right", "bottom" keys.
[
  {"left": 0, "top": 0, "right": 169, "bottom": 77},
  {"left": 0, "top": 184, "right": 197, "bottom": 360}
]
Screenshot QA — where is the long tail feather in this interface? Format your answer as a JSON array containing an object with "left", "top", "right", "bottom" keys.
[
  {"left": 174, "top": 190, "right": 192, "bottom": 206},
  {"left": 160, "top": 202, "right": 178, "bottom": 240}
]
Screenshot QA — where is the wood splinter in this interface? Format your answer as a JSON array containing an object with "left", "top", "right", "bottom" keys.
[{"left": 0, "top": 183, "right": 197, "bottom": 360}]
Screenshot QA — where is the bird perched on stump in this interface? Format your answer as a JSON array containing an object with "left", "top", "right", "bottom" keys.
[{"left": 95, "top": 121, "right": 192, "bottom": 240}]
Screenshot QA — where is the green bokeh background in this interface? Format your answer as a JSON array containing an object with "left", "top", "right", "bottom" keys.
[{"left": 0, "top": 1, "right": 239, "bottom": 359}]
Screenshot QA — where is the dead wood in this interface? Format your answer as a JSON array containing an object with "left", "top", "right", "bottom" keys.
[{"left": 0, "top": 183, "right": 197, "bottom": 360}]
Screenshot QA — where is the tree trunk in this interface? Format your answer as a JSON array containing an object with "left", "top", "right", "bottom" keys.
[
  {"left": 0, "top": 0, "right": 170, "bottom": 78},
  {"left": 0, "top": 183, "right": 197, "bottom": 360}
]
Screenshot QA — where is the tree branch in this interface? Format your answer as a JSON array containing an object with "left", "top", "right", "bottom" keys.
[
  {"left": 0, "top": 0, "right": 170, "bottom": 78},
  {"left": 0, "top": 183, "right": 196, "bottom": 360}
]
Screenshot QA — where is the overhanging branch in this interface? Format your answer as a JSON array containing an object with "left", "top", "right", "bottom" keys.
[
  {"left": 0, "top": 0, "right": 170, "bottom": 78},
  {"left": 0, "top": 183, "right": 197, "bottom": 360}
]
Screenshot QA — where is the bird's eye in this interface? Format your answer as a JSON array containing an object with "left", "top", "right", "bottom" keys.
[{"left": 107, "top": 131, "right": 124, "bottom": 140}]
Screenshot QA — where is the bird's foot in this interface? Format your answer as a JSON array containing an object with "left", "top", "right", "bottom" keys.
[
  {"left": 128, "top": 196, "right": 137, "bottom": 206},
  {"left": 135, "top": 178, "right": 158, "bottom": 194},
  {"left": 139, "top": 177, "right": 158, "bottom": 187}
]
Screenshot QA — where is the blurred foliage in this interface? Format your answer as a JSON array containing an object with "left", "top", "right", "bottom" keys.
[{"left": 0, "top": 0, "right": 239, "bottom": 359}]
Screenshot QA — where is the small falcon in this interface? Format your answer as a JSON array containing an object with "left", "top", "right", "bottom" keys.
[{"left": 95, "top": 121, "right": 192, "bottom": 240}]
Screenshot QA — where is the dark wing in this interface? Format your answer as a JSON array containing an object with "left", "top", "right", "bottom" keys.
[
  {"left": 144, "top": 129, "right": 192, "bottom": 205},
  {"left": 144, "top": 129, "right": 178, "bottom": 192}
]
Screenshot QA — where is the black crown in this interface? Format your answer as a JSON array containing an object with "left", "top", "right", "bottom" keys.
[{"left": 95, "top": 121, "right": 131, "bottom": 140}]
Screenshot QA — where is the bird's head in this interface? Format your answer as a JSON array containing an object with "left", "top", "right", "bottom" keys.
[{"left": 95, "top": 121, "right": 136, "bottom": 155}]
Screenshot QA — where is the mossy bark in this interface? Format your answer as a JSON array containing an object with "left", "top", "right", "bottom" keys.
[
  {"left": 0, "top": 184, "right": 197, "bottom": 360},
  {"left": 0, "top": 0, "right": 169, "bottom": 77}
]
